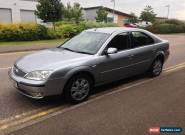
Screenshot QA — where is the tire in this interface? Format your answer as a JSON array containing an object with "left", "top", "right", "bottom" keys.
[
  {"left": 63, "top": 74, "right": 93, "bottom": 104},
  {"left": 149, "top": 58, "right": 163, "bottom": 77}
]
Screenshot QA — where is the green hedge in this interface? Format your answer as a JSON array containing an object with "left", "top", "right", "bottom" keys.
[
  {"left": 147, "top": 19, "right": 185, "bottom": 34},
  {"left": 0, "top": 21, "right": 117, "bottom": 41},
  {"left": 0, "top": 23, "right": 58, "bottom": 41},
  {"left": 165, "top": 19, "right": 185, "bottom": 25},
  {"left": 55, "top": 24, "right": 83, "bottom": 38},
  {"left": 55, "top": 21, "right": 117, "bottom": 38}
]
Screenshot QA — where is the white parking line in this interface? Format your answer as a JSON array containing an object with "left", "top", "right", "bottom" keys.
[
  {"left": 0, "top": 51, "right": 33, "bottom": 56},
  {"left": 164, "top": 62, "right": 185, "bottom": 71},
  {"left": 0, "top": 67, "right": 11, "bottom": 70}
]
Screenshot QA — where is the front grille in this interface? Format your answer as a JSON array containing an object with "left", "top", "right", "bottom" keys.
[{"left": 13, "top": 65, "right": 26, "bottom": 77}]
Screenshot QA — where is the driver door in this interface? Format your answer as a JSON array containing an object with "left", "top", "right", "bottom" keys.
[{"left": 97, "top": 33, "right": 134, "bottom": 83}]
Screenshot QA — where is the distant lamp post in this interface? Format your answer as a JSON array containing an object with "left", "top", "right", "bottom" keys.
[
  {"left": 111, "top": 0, "right": 115, "bottom": 23},
  {"left": 165, "top": 5, "right": 170, "bottom": 19}
]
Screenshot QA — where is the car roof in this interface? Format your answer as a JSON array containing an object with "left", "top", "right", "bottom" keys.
[
  {"left": 86, "top": 27, "right": 163, "bottom": 43},
  {"left": 86, "top": 27, "right": 142, "bottom": 34}
]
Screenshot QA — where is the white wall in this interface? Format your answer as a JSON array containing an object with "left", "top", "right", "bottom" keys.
[
  {"left": 0, "top": 8, "right": 12, "bottom": 23},
  {"left": 0, "top": 0, "right": 40, "bottom": 23},
  {"left": 83, "top": 9, "right": 118, "bottom": 23}
]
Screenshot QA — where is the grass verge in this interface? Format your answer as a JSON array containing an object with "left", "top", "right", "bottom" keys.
[{"left": 0, "top": 39, "right": 65, "bottom": 46}]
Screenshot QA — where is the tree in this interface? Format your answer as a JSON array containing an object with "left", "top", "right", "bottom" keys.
[
  {"left": 35, "top": 0, "right": 63, "bottom": 30},
  {"left": 72, "top": 3, "right": 83, "bottom": 24},
  {"left": 96, "top": 7, "right": 108, "bottom": 22},
  {"left": 140, "top": 5, "right": 156, "bottom": 22},
  {"left": 63, "top": 3, "right": 73, "bottom": 21},
  {"left": 63, "top": 2, "right": 83, "bottom": 24},
  {"left": 128, "top": 12, "right": 138, "bottom": 23}
]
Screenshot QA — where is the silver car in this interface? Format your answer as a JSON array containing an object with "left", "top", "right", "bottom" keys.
[{"left": 9, "top": 27, "right": 170, "bottom": 103}]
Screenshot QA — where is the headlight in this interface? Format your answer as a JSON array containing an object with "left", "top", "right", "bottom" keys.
[{"left": 25, "top": 70, "right": 53, "bottom": 81}]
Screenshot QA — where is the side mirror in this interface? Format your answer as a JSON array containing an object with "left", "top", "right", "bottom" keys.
[{"left": 106, "top": 47, "right": 118, "bottom": 54}]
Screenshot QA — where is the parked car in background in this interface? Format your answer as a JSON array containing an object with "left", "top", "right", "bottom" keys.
[
  {"left": 136, "top": 21, "right": 153, "bottom": 28},
  {"left": 9, "top": 27, "right": 169, "bottom": 103},
  {"left": 124, "top": 23, "right": 138, "bottom": 28}
]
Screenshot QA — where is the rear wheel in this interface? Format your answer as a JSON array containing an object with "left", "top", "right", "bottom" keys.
[
  {"left": 63, "top": 74, "right": 93, "bottom": 103},
  {"left": 150, "top": 58, "right": 163, "bottom": 77}
]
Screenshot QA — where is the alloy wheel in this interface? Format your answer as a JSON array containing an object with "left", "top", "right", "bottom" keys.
[
  {"left": 152, "top": 60, "right": 163, "bottom": 76},
  {"left": 70, "top": 78, "right": 90, "bottom": 101}
]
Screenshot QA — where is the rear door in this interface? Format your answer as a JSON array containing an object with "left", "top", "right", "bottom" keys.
[{"left": 128, "top": 31, "right": 156, "bottom": 74}]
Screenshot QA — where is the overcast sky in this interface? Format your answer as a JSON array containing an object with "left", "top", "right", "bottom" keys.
[{"left": 61, "top": 0, "right": 185, "bottom": 20}]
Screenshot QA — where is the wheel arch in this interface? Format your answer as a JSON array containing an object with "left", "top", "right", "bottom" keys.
[
  {"left": 154, "top": 52, "right": 165, "bottom": 64},
  {"left": 63, "top": 66, "right": 95, "bottom": 89},
  {"left": 67, "top": 71, "right": 95, "bottom": 84}
]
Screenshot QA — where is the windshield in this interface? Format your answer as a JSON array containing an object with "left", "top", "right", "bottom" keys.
[{"left": 61, "top": 31, "right": 110, "bottom": 54}]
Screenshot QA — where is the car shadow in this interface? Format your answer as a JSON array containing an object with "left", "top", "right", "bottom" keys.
[{"left": 91, "top": 73, "right": 150, "bottom": 96}]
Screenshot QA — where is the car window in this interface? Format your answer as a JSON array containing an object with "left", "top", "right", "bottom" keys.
[
  {"left": 61, "top": 31, "right": 110, "bottom": 55},
  {"left": 131, "top": 32, "right": 154, "bottom": 48},
  {"left": 107, "top": 33, "right": 130, "bottom": 52}
]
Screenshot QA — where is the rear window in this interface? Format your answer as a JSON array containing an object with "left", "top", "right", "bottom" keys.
[{"left": 131, "top": 32, "right": 154, "bottom": 48}]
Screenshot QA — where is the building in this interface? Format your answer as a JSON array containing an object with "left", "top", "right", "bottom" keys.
[
  {"left": 0, "top": 2, "right": 132, "bottom": 25},
  {"left": 83, "top": 6, "right": 133, "bottom": 26},
  {"left": 0, "top": 0, "right": 40, "bottom": 23}
]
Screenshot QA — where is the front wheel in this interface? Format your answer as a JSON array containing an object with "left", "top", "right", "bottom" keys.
[
  {"left": 63, "top": 74, "right": 93, "bottom": 104},
  {"left": 149, "top": 59, "right": 163, "bottom": 77}
]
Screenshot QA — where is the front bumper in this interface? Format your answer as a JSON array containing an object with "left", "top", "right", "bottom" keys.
[
  {"left": 9, "top": 78, "right": 45, "bottom": 99},
  {"left": 9, "top": 68, "right": 66, "bottom": 99}
]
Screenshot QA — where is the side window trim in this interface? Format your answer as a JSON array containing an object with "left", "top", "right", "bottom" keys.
[
  {"left": 101, "top": 32, "right": 131, "bottom": 55},
  {"left": 119, "top": 32, "right": 132, "bottom": 50}
]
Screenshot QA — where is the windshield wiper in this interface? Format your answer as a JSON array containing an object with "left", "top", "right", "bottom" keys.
[
  {"left": 75, "top": 51, "right": 93, "bottom": 55},
  {"left": 62, "top": 47, "right": 93, "bottom": 55},
  {"left": 62, "top": 47, "right": 75, "bottom": 52}
]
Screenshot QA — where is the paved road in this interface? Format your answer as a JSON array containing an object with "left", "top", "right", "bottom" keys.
[
  {"left": 159, "top": 34, "right": 185, "bottom": 67},
  {"left": 9, "top": 67, "right": 185, "bottom": 135},
  {"left": 0, "top": 34, "right": 184, "bottom": 134}
]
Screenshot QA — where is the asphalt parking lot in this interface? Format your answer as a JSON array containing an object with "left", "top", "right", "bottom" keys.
[
  {"left": 0, "top": 34, "right": 185, "bottom": 135},
  {"left": 8, "top": 66, "right": 185, "bottom": 135}
]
